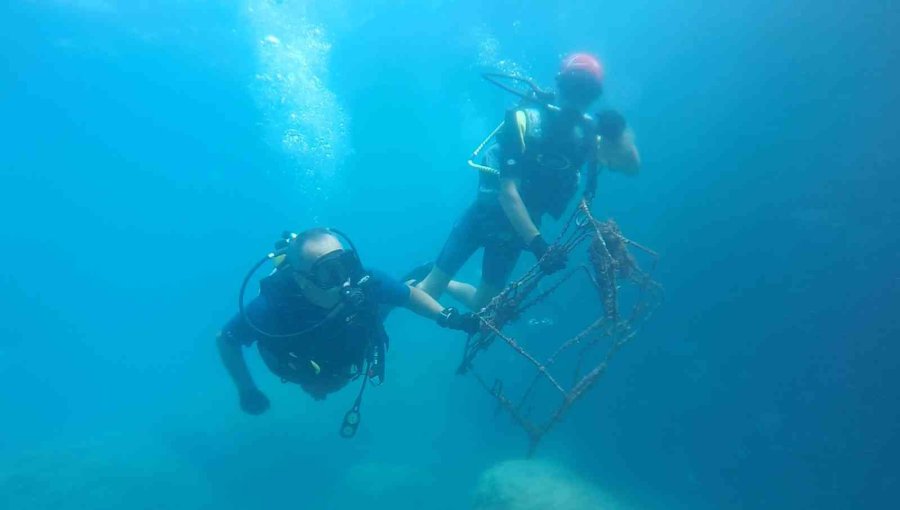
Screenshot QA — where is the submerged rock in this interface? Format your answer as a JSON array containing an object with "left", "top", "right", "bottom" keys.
[
  {"left": 335, "top": 461, "right": 437, "bottom": 508},
  {"left": 472, "top": 459, "right": 618, "bottom": 510},
  {"left": 0, "top": 435, "right": 216, "bottom": 510}
]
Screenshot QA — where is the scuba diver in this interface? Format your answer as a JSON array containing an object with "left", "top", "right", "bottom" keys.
[
  {"left": 413, "top": 53, "right": 641, "bottom": 310},
  {"left": 217, "top": 228, "right": 477, "bottom": 436}
]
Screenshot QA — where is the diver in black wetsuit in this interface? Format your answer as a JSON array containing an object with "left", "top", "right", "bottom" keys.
[
  {"left": 414, "top": 53, "right": 641, "bottom": 310},
  {"left": 217, "top": 228, "right": 477, "bottom": 422}
]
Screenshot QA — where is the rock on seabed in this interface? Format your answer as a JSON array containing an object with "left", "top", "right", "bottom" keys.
[
  {"left": 473, "top": 459, "right": 620, "bottom": 510},
  {"left": 0, "top": 436, "right": 216, "bottom": 510}
]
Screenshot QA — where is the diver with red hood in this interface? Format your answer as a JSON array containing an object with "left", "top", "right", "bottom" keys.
[{"left": 411, "top": 53, "right": 641, "bottom": 309}]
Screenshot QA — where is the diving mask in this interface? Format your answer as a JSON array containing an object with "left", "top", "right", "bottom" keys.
[{"left": 299, "top": 249, "right": 361, "bottom": 290}]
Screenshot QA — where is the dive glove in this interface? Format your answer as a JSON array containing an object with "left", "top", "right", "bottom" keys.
[
  {"left": 595, "top": 109, "right": 627, "bottom": 143},
  {"left": 528, "top": 234, "right": 567, "bottom": 275},
  {"left": 239, "top": 387, "right": 270, "bottom": 415},
  {"left": 438, "top": 307, "right": 480, "bottom": 335}
]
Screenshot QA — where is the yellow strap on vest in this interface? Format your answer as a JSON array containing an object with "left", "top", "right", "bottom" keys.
[
  {"left": 466, "top": 111, "right": 528, "bottom": 175},
  {"left": 271, "top": 232, "right": 297, "bottom": 267},
  {"left": 515, "top": 110, "right": 528, "bottom": 154}
]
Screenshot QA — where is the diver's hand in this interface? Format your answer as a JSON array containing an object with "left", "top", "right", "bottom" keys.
[
  {"left": 438, "top": 307, "right": 480, "bottom": 335},
  {"left": 540, "top": 247, "right": 567, "bottom": 274},
  {"left": 528, "top": 234, "right": 551, "bottom": 259},
  {"left": 528, "top": 235, "right": 567, "bottom": 275},
  {"left": 595, "top": 109, "right": 626, "bottom": 143},
  {"left": 239, "top": 387, "right": 270, "bottom": 415}
]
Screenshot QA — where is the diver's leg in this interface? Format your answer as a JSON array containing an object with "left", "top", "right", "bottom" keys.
[
  {"left": 417, "top": 266, "right": 454, "bottom": 300},
  {"left": 402, "top": 262, "right": 434, "bottom": 286},
  {"left": 471, "top": 280, "right": 505, "bottom": 310},
  {"left": 473, "top": 241, "right": 523, "bottom": 309},
  {"left": 417, "top": 207, "right": 481, "bottom": 300},
  {"left": 446, "top": 280, "right": 478, "bottom": 307}
]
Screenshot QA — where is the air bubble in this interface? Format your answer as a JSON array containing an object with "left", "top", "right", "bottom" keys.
[{"left": 248, "top": 0, "right": 349, "bottom": 191}]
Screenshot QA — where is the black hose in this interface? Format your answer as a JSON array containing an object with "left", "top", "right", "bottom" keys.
[
  {"left": 237, "top": 251, "right": 342, "bottom": 339},
  {"left": 481, "top": 73, "right": 554, "bottom": 105}
]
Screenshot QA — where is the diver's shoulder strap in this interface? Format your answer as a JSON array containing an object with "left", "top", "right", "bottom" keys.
[
  {"left": 521, "top": 107, "right": 543, "bottom": 142},
  {"left": 513, "top": 110, "right": 528, "bottom": 153},
  {"left": 502, "top": 107, "right": 543, "bottom": 155},
  {"left": 468, "top": 107, "right": 548, "bottom": 175}
]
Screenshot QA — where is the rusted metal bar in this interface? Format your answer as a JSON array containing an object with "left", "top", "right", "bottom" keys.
[{"left": 458, "top": 203, "right": 661, "bottom": 453}]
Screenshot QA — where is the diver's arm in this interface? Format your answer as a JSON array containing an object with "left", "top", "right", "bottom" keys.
[
  {"left": 598, "top": 130, "right": 640, "bottom": 176},
  {"left": 498, "top": 177, "right": 541, "bottom": 243},
  {"left": 216, "top": 333, "right": 257, "bottom": 392},
  {"left": 405, "top": 286, "right": 480, "bottom": 334},
  {"left": 404, "top": 286, "right": 447, "bottom": 320},
  {"left": 498, "top": 176, "right": 567, "bottom": 272}
]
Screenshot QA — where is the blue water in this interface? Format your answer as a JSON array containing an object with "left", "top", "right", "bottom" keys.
[{"left": 1, "top": 1, "right": 897, "bottom": 509}]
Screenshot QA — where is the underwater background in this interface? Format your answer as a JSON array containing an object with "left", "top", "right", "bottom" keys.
[{"left": 1, "top": 1, "right": 897, "bottom": 509}]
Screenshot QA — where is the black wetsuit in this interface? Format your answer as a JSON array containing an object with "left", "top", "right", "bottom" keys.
[
  {"left": 220, "top": 268, "right": 409, "bottom": 399},
  {"left": 434, "top": 106, "right": 595, "bottom": 286}
]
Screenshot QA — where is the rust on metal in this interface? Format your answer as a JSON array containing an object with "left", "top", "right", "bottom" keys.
[{"left": 458, "top": 201, "right": 662, "bottom": 454}]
